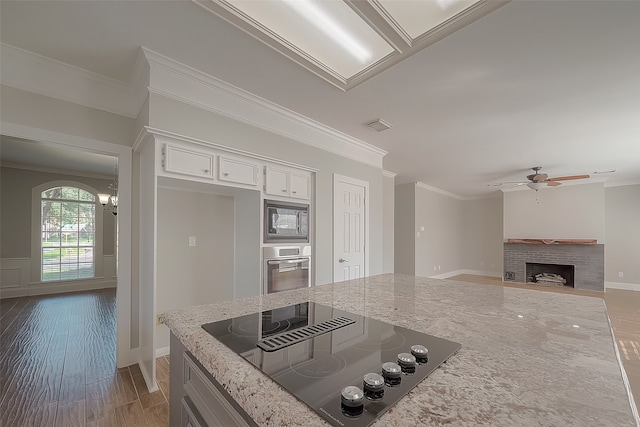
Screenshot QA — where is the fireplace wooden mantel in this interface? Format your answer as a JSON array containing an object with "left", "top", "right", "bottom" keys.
[{"left": 507, "top": 238, "right": 597, "bottom": 245}]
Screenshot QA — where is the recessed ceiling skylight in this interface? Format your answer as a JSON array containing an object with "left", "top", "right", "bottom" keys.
[
  {"left": 195, "top": 0, "right": 507, "bottom": 90},
  {"left": 208, "top": 0, "right": 393, "bottom": 80},
  {"left": 376, "top": 0, "right": 482, "bottom": 40}
]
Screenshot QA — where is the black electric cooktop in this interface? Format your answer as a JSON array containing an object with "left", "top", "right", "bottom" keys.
[{"left": 202, "top": 302, "right": 461, "bottom": 427}]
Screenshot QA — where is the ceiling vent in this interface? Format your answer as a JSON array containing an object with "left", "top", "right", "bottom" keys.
[{"left": 366, "top": 119, "right": 392, "bottom": 132}]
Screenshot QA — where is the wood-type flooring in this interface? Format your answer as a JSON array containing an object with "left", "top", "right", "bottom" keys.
[
  {"left": 1, "top": 279, "right": 638, "bottom": 426},
  {"left": 0, "top": 289, "right": 169, "bottom": 427}
]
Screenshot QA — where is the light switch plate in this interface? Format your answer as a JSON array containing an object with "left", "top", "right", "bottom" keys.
[{"left": 189, "top": 236, "right": 196, "bottom": 246}]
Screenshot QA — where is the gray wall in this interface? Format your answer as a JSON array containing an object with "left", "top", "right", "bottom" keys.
[
  {"left": 156, "top": 186, "right": 236, "bottom": 349},
  {"left": 148, "top": 93, "right": 384, "bottom": 285},
  {"left": 233, "top": 189, "right": 262, "bottom": 298},
  {"left": 395, "top": 184, "right": 503, "bottom": 278},
  {"left": 503, "top": 183, "right": 606, "bottom": 242},
  {"left": 461, "top": 196, "right": 504, "bottom": 274},
  {"left": 0, "top": 166, "right": 116, "bottom": 258},
  {"left": 604, "top": 184, "right": 640, "bottom": 284},
  {"left": 382, "top": 174, "right": 395, "bottom": 273},
  {"left": 394, "top": 183, "right": 415, "bottom": 275},
  {"left": 0, "top": 85, "right": 135, "bottom": 146},
  {"left": 413, "top": 185, "right": 463, "bottom": 277}
]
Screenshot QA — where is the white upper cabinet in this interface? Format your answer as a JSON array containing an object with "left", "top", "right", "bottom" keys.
[
  {"left": 264, "top": 166, "right": 289, "bottom": 196},
  {"left": 218, "top": 155, "right": 259, "bottom": 186},
  {"left": 163, "top": 144, "right": 214, "bottom": 179},
  {"left": 289, "top": 170, "right": 310, "bottom": 199},
  {"left": 265, "top": 166, "right": 310, "bottom": 200}
]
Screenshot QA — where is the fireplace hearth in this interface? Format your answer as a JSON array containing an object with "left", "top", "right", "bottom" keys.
[{"left": 526, "top": 263, "right": 574, "bottom": 287}]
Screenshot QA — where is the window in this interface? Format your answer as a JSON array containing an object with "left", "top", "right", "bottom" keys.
[{"left": 40, "top": 186, "right": 96, "bottom": 281}]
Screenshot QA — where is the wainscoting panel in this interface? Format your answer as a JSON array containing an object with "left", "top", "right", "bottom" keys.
[
  {"left": 0, "top": 258, "right": 30, "bottom": 288},
  {"left": 0, "top": 256, "right": 116, "bottom": 299}
]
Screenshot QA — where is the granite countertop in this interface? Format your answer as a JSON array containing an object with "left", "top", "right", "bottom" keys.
[{"left": 163, "top": 273, "right": 637, "bottom": 426}]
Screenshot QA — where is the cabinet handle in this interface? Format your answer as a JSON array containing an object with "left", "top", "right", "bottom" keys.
[
  {"left": 204, "top": 169, "right": 210, "bottom": 173},
  {"left": 223, "top": 172, "right": 229, "bottom": 176},
  {"left": 292, "top": 191, "right": 297, "bottom": 194},
  {"left": 282, "top": 189, "right": 287, "bottom": 192}
]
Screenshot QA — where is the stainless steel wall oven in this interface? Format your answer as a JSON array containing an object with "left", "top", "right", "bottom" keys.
[{"left": 263, "top": 246, "right": 311, "bottom": 294}]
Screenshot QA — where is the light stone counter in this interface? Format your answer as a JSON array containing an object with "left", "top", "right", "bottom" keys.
[{"left": 163, "top": 273, "right": 638, "bottom": 426}]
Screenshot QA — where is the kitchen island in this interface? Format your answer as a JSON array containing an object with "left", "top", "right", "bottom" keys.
[{"left": 163, "top": 273, "right": 637, "bottom": 426}]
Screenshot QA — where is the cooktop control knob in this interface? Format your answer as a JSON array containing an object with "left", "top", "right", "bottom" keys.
[
  {"left": 397, "top": 352, "right": 417, "bottom": 374},
  {"left": 341, "top": 385, "right": 364, "bottom": 417},
  {"left": 363, "top": 373, "right": 385, "bottom": 400},
  {"left": 382, "top": 361, "right": 402, "bottom": 386},
  {"left": 410, "top": 344, "right": 429, "bottom": 364}
]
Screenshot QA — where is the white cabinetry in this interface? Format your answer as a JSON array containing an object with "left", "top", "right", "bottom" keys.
[
  {"left": 265, "top": 166, "right": 310, "bottom": 200},
  {"left": 290, "top": 170, "right": 311, "bottom": 199},
  {"left": 163, "top": 144, "right": 214, "bottom": 179},
  {"left": 218, "top": 155, "right": 259, "bottom": 186}
]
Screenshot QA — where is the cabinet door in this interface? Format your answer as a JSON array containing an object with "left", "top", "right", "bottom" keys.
[
  {"left": 218, "top": 156, "right": 258, "bottom": 186},
  {"left": 265, "top": 167, "right": 289, "bottom": 196},
  {"left": 164, "top": 144, "right": 214, "bottom": 179},
  {"left": 290, "top": 171, "right": 310, "bottom": 199}
]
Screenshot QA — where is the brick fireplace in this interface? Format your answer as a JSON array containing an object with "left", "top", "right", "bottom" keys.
[{"left": 503, "top": 242, "right": 604, "bottom": 291}]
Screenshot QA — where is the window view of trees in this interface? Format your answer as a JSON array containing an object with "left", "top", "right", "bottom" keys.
[{"left": 41, "top": 186, "right": 96, "bottom": 281}]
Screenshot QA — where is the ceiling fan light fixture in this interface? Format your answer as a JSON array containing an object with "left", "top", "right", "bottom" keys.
[
  {"left": 366, "top": 119, "right": 392, "bottom": 132},
  {"left": 527, "top": 182, "right": 546, "bottom": 191}
]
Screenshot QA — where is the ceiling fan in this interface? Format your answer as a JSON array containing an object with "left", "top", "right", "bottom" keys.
[{"left": 489, "top": 166, "right": 591, "bottom": 191}]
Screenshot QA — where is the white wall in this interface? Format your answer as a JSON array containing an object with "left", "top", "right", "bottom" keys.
[
  {"left": 605, "top": 184, "right": 640, "bottom": 285},
  {"left": 148, "top": 93, "right": 384, "bottom": 285},
  {"left": 503, "top": 183, "right": 605, "bottom": 242}
]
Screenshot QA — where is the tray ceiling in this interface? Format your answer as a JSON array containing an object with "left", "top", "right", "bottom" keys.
[{"left": 194, "top": 0, "right": 508, "bottom": 90}]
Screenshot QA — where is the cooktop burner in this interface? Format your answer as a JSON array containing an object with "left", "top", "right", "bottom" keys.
[{"left": 202, "top": 302, "right": 461, "bottom": 427}]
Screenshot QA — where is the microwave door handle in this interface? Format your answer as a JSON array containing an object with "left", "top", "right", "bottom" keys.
[{"left": 297, "top": 211, "right": 301, "bottom": 234}]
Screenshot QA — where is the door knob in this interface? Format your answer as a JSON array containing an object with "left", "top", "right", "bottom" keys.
[{"left": 339, "top": 258, "right": 348, "bottom": 263}]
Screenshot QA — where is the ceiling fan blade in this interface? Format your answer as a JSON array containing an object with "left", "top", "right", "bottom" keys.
[
  {"left": 546, "top": 181, "right": 561, "bottom": 187},
  {"left": 527, "top": 173, "right": 548, "bottom": 182},
  {"left": 548, "top": 174, "right": 590, "bottom": 181}
]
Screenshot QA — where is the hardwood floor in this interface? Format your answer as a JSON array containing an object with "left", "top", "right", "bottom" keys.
[
  {"left": 0, "top": 289, "right": 169, "bottom": 427},
  {"left": 2, "top": 280, "right": 637, "bottom": 426},
  {"left": 449, "top": 274, "right": 640, "bottom": 414}
]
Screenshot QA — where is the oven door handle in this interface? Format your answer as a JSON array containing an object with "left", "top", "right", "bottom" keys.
[{"left": 267, "top": 259, "right": 307, "bottom": 266}]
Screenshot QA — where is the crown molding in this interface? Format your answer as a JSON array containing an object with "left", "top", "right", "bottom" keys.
[
  {"left": 142, "top": 47, "right": 386, "bottom": 169},
  {"left": 382, "top": 170, "right": 397, "bottom": 179},
  {"left": 0, "top": 43, "right": 148, "bottom": 118},
  {"left": 0, "top": 160, "right": 114, "bottom": 180},
  {"left": 414, "top": 181, "right": 500, "bottom": 201},
  {"left": 0, "top": 42, "right": 386, "bottom": 168},
  {"left": 416, "top": 182, "right": 465, "bottom": 200}
]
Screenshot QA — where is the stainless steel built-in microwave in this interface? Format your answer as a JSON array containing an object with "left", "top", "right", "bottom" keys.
[{"left": 264, "top": 200, "right": 309, "bottom": 243}]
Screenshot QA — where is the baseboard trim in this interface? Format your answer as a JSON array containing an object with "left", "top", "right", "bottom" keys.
[
  {"left": 155, "top": 346, "right": 170, "bottom": 358},
  {"left": 430, "top": 269, "right": 502, "bottom": 280},
  {"left": 0, "top": 279, "right": 116, "bottom": 299},
  {"left": 605, "top": 281, "right": 640, "bottom": 292}
]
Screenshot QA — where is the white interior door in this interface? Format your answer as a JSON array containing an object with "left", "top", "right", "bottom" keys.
[{"left": 333, "top": 175, "right": 368, "bottom": 282}]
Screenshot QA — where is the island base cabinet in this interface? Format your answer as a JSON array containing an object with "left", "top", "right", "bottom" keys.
[{"left": 170, "top": 333, "right": 257, "bottom": 427}]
